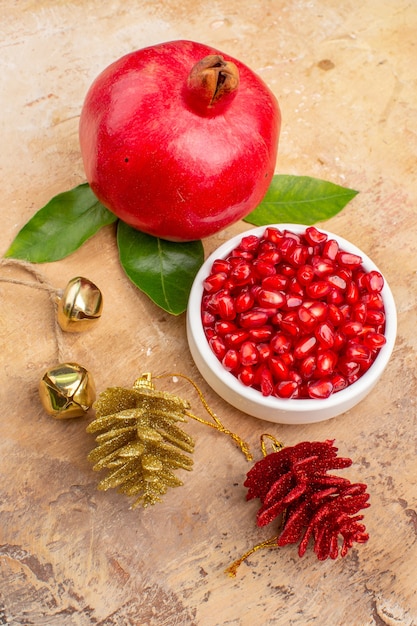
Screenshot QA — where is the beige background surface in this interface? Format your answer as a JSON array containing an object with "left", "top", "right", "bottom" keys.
[{"left": 1, "top": 1, "right": 417, "bottom": 624}]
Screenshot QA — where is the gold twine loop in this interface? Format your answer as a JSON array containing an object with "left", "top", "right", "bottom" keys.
[
  {"left": 225, "top": 536, "right": 279, "bottom": 577},
  {"left": 155, "top": 373, "right": 253, "bottom": 462},
  {"left": 260, "top": 433, "right": 285, "bottom": 457},
  {"left": 225, "top": 433, "right": 286, "bottom": 576}
]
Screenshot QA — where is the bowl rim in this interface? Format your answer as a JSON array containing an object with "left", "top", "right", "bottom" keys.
[{"left": 187, "top": 223, "right": 397, "bottom": 414}]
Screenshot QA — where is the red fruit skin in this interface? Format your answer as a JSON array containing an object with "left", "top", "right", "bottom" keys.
[{"left": 79, "top": 40, "right": 281, "bottom": 242}]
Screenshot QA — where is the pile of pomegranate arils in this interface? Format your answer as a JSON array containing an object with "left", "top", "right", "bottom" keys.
[{"left": 201, "top": 226, "right": 386, "bottom": 399}]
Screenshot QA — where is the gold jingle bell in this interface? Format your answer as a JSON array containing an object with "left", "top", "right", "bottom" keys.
[
  {"left": 39, "top": 362, "right": 96, "bottom": 419},
  {"left": 57, "top": 277, "right": 103, "bottom": 332}
]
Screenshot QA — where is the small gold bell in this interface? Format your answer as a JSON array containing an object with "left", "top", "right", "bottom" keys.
[
  {"left": 57, "top": 277, "right": 103, "bottom": 332},
  {"left": 39, "top": 362, "right": 96, "bottom": 419}
]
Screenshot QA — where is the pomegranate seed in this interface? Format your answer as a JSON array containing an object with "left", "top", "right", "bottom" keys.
[
  {"left": 201, "top": 310, "right": 215, "bottom": 327},
  {"left": 297, "top": 264, "right": 315, "bottom": 285},
  {"left": 363, "top": 293, "right": 384, "bottom": 310},
  {"left": 201, "top": 226, "right": 387, "bottom": 401},
  {"left": 262, "top": 274, "right": 288, "bottom": 290},
  {"left": 288, "top": 370, "right": 303, "bottom": 384},
  {"left": 354, "top": 269, "right": 368, "bottom": 290},
  {"left": 217, "top": 293, "right": 236, "bottom": 320},
  {"left": 230, "top": 249, "right": 253, "bottom": 261},
  {"left": 279, "top": 236, "right": 296, "bottom": 257},
  {"left": 294, "top": 335, "right": 317, "bottom": 359},
  {"left": 235, "top": 289, "right": 255, "bottom": 313},
  {"left": 248, "top": 326, "right": 273, "bottom": 342},
  {"left": 275, "top": 380, "right": 300, "bottom": 398},
  {"left": 366, "top": 270, "right": 384, "bottom": 293},
  {"left": 288, "top": 245, "right": 308, "bottom": 267},
  {"left": 258, "top": 249, "right": 281, "bottom": 264},
  {"left": 204, "top": 327, "right": 215, "bottom": 340},
  {"left": 281, "top": 352, "right": 295, "bottom": 368},
  {"left": 214, "top": 320, "right": 237, "bottom": 335},
  {"left": 305, "top": 226, "right": 328, "bottom": 245},
  {"left": 230, "top": 262, "right": 253, "bottom": 286},
  {"left": 353, "top": 301, "right": 367, "bottom": 323},
  {"left": 307, "top": 379, "right": 333, "bottom": 399},
  {"left": 305, "top": 300, "right": 328, "bottom": 322},
  {"left": 338, "top": 357, "right": 361, "bottom": 378},
  {"left": 270, "top": 333, "right": 292, "bottom": 353},
  {"left": 326, "top": 274, "right": 347, "bottom": 290},
  {"left": 239, "top": 310, "right": 269, "bottom": 328},
  {"left": 239, "top": 234, "right": 260, "bottom": 252},
  {"left": 346, "top": 281, "right": 359, "bottom": 304},
  {"left": 300, "top": 354, "right": 316, "bottom": 379},
  {"left": 341, "top": 321, "right": 363, "bottom": 337},
  {"left": 315, "top": 321, "right": 335, "bottom": 348},
  {"left": 306, "top": 281, "right": 332, "bottom": 298},
  {"left": 238, "top": 366, "right": 255, "bottom": 386},
  {"left": 338, "top": 303, "right": 352, "bottom": 321},
  {"left": 203, "top": 272, "right": 227, "bottom": 292},
  {"left": 255, "top": 306, "right": 279, "bottom": 319},
  {"left": 327, "top": 288, "right": 345, "bottom": 306},
  {"left": 363, "top": 332, "right": 386, "bottom": 349},
  {"left": 327, "top": 303, "right": 344, "bottom": 326},
  {"left": 252, "top": 259, "right": 276, "bottom": 278},
  {"left": 257, "top": 289, "right": 286, "bottom": 308},
  {"left": 258, "top": 365, "right": 274, "bottom": 396},
  {"left": 240, "top": 341, "right": 259, "bottom": 366},
  {"left": 212, "top": 259, "right": 231, "bottom": 274},
  {"left": 279, "top": 263, "right": 296, "bottom": 278},
  {"left": 345, "top": 342, "right": 371, "bottom": 363},
  {"left": 225, "top": 330, "right": 250, "bottom": 347},
  {"left": 285, "top": 294, "right": 304, "bottom": 309},
  {"left": 365, "top": 310, "right": 385, "bottom": 325},
  {"left": 347, "top": 371, "right": 361, "bottom": 385},
  {"left": 222, "top": 349, "right": 239, "bottom": 371},
  {"left": 257, "top": 343, "right": 272, "bottom": 361},
  {"left": 209, "top": 335, "right": 226, "bottom": 359},
  {"left": 333, "top": 330, "right": 346, "bottom": 351},
  {"left": 298, "top": 305, "right": 319, "bottom": 332},
  {"left": 264, "top": 227, "right": 284, "bottom": 243},
  {"left": 322, "top": 238, "right": 339, "bottom": 260},
  {"left": 317, "top": 350, "right": 338, "bottom": 376},
  {"left": 312, "top": 255, "right": 334, "bottom": 276},
  {"left": 280, "top": 319, "right": 300, "bottom": 337},
  {"left": 336, "top": 251, "right": 363, "bottom": 268},
  {"left": 269, "top": 356, "right": 290, "bottom": 380},
  {"left": 283, "top": 229, "right": 302, "bottom": 243},
  {"left": 330, "top": 373, "right": 348, "bottom": 392}
]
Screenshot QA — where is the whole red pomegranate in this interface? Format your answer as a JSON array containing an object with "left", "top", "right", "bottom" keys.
[{"left": 79, "top": 40, "right": 280, "bottom": 241}]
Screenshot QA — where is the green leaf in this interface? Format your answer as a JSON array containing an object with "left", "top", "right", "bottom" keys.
[
  {"left": 117, "top": 221, "right": 204, "bottom": 315},
  {"left": 5, "top": 183, "right": 117, "bottom": 262},
  {"left": 244, "top": 175, "right": 359, "bottom": 226}
]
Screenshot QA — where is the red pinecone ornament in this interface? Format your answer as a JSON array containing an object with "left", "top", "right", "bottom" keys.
[{"left": 244, "top": 440, "right": 370, "bottom": 560}]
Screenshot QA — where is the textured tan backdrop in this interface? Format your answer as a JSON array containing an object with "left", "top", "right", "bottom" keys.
[{"left": 1, "top": 1, "right": 416, "bottom": 624}]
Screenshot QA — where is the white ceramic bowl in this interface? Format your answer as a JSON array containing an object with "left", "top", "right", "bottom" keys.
[{"left": 186, "top": 224, "right": 397, "bottom": 424}]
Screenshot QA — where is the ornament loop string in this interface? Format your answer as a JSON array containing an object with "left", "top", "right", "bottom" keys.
[
  {"left": 225, "top": 433, "right": 286, "bottom": 576},
  {"left": 260, "top": 433, "right": 284, "bottom": 457},
  {"left": 0, "top": 258, "right": 65, "bottom": 361},
  {"left": 225, "top": 535, "right": 279, "bottom": 578},
  {"left": 155, "top": 373, "right": 253, "bottom": 461}
]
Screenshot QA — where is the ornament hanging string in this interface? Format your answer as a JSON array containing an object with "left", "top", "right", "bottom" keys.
[
  {"left": 0, "top": 257, "right": 66, "bottom": 361},
  {"left": 225, "top": 433, "right": 285, "bottom": 577},
  {"left": 154, "top": 372, "right": 253, "bottom": 461}
]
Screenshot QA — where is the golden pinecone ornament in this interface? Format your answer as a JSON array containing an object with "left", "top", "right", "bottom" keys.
[{"left": 86, "top": 373, "right": 195, "bottom": 508}]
